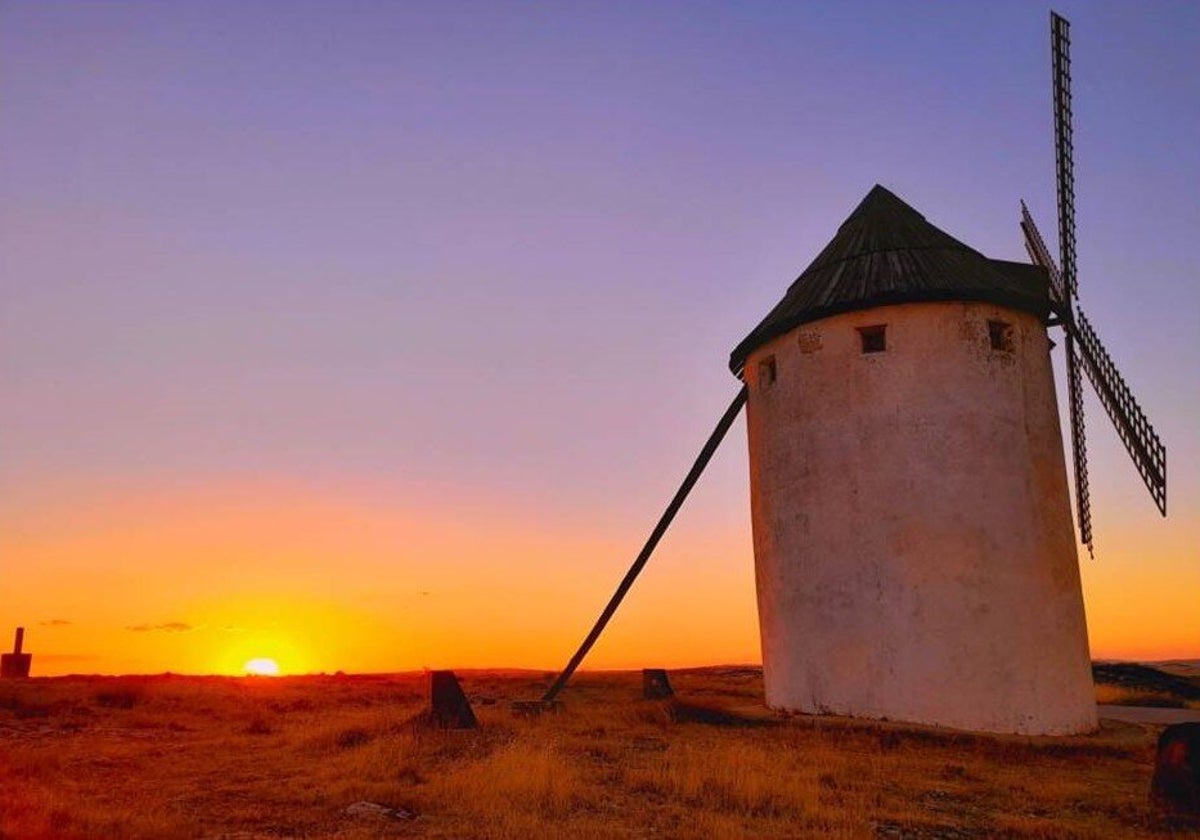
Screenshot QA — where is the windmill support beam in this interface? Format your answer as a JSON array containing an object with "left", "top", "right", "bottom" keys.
[{"left": 539, "top": 386, "right": 748, "bottom": 704}]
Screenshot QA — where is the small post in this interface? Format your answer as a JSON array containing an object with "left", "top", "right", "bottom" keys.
[
  {"left": 427, "top": 670, "right": 477, "bottom": 729},
  {"left": 643, "top": 668, "right": 673, "bottom": 700},
  {"left": 1, "top": 627, "right": 32, "bottom": 679}
]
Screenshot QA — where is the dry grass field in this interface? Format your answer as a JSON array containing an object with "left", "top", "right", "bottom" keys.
[
  {"left": 1092, "top": 664, "right": 1200, "bottom": 711},
  {"left": 0, "top": 668, "right": 1195, "bottom": 839}
]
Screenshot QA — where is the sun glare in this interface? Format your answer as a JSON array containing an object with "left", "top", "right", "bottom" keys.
[{"left": 244, "top": 657, "right": 281, "bottom": 676}]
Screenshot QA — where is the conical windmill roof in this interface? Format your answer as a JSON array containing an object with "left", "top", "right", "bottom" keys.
[{"left": 729, "top": 185, "right": 1050, "bottom": 374}]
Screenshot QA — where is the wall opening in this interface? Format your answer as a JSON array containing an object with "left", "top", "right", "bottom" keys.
[
  {"left": 758, "top": 356, "right": 777, "bottom": 389},
  {"left": 988, "top": 320, "right": 1014, "bottom": 352},
  {"left": 858, "top": 325, "right": 887, "bottom": 354}
]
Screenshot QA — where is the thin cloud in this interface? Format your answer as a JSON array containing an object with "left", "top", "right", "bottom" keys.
[
  {"left": 39, "top": 619, "right": 72, "bottom": 627},
  {"left": 126, "top": 622, "right": 194, "bottom": 633}
]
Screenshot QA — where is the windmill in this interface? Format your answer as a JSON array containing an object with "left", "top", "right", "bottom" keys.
[
  {"left": 1018, "top": 12, "right": 1167, "bottom": 558},
  {"left": 534, "top": 11, "right": 1167, "bottom": 736}
]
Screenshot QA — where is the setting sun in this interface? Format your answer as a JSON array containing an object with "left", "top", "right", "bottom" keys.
[{"left": 244, "top": 658, "right": 280, "bottom": 676}]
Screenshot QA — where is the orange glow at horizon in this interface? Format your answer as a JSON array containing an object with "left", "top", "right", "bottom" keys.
[
  {"left": 2, "top": 0, "right": 1196, "bottom": 686},
  {"left": 4, "top": 479, "right": 1196, "bottom": 677}
]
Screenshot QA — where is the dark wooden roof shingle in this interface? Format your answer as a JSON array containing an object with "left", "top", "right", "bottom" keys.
[{"left": 729, "top": 185, "right": 1051, "bottom": 374}]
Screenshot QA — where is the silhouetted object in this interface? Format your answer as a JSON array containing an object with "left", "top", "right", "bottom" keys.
[
  {"left": 1, "top": 627, "right": 32, "bottom": 679},
  {"left": 643, "top": 669, "right": 673, "bottom": 700},
  {"left": 540, "top": 386, "right": 747, "bottom": 704},
  {"left": 427, "top": 670, "right": 476, "bottom": 729},
  {"left": 1151, "top": 723, "right": 1200, "bottom": 818}
]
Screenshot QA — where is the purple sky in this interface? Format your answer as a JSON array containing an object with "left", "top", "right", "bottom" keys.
[{"left": 2, "top": 1, "right": 1197, "bottom": 670}]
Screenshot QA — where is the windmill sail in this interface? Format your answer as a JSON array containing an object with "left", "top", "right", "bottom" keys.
[
  {"left": 1074, "top": 311, "right": 1168, "bottom": 514},
  {"left": 1021, "top": 215, "right": 1095, "bottom": 553},
  {"left": 1049, "top": 11, "right": 1093, "bottom": 554},
  {"left": 1019, "top": 207, "right": 1167, "bottom": 550},
  {"left": 1064, "top": 332, "right": 1093, "bottom": 553},
  {"left": 1052, "top": 12, "right": 1078, "bottom": 299},
  {"left": 1030, "top": 12, "right": 1168, "bottom": 554},
  {"left": 1020, "top": 201, "right": 1066, "bottom": 306}
]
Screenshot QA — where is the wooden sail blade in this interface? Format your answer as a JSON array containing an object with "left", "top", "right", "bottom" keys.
[
  {"left": 1074, "top": 309, "right": 1168, "bottom": 516},
  {"left": 1064, "top": 331, "right": 1093, "bottom": 556},
  {"left": 1052, "top": 12, "right": 1078, "bottom": 299},
  {"left": 1020, "top": 201, "right": 1067, "bottom": 306}
]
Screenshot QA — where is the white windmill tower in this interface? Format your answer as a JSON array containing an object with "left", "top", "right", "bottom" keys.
[
  {"left": 728, "top": 183, "right": 1097, "bottom": 734},
  {"left": 537, "top": 13, "right": 1166, "bottom": 736},
  {"left": 720, "top": 13, "right": 1166, "bottom": 735}
]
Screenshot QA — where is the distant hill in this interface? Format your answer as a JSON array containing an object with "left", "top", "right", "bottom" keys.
[
  {"left": 1093, "top": 661, "right": 1200, "bottom": 708},
  {"left": 1149, "top": 659, "right": 1200, "bottom": 679}
]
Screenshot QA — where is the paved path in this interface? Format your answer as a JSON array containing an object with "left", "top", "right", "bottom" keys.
[{"left": 1098, "top": 704, "right": 1200, "bottom": 725}]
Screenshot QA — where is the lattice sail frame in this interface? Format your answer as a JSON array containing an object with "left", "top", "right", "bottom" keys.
[
  {"left": 1052, "top": 13, "right": 1078, "bottom": 299},
  {"left": 1074, "top": 311, "right": 1167, "bottom": 515},
  {"left": 1020, "top": 210, "right": 1168, "bottom": 549},
  {"left": 1051, "top": 11, "right": 1094, "bottom": 555},
  {"left": 1017, "top": 12, "right": 1167, "bottom": 557},
  {"left": 1020, "top": 201, "right": 1066, "bottom": 305},
  {"left": 1063, "top": 333, "right": 1092, "bottom": 553}
]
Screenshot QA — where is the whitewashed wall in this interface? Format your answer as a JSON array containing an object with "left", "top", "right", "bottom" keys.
[{"left": 744, "top": 301, "right": 1097, "bottom": 735}]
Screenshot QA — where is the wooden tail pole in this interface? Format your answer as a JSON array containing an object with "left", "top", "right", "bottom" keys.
[{"left": 540, "top": 385, "right": 749, "bottom": 704}]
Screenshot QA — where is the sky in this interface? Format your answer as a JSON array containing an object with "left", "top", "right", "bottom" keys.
[{"left": 2, "top": 1, "right": 1197, "bottom": 676}]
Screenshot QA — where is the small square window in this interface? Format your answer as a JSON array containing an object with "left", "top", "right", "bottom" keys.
[
  {"left": 758, "top": 356, "right": 777, "bottom": 389},
  {"left": 988, "top": 320, "right": 1014, "bottom": 352},
  {"left": 858, "top": 325, "right": 887, "bottom": 354}
]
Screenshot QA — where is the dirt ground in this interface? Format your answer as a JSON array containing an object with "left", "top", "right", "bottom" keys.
[{"left": 0, "top": 668, "right": 1195, "bottom": 839}]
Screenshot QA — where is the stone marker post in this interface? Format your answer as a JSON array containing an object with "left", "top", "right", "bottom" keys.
[
  {"left": 642, "top": 668, "right": 673, "bottom": 700},
  {"left": 1, "top": 627, "right": 32, "bottom": 679},
  {"left": 428, "top": 670, "right": 477, "bottom": 729}
]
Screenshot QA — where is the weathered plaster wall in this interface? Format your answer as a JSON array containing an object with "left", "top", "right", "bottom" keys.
[{"left": 744, "top": 301, "right": 1097, "bottom": 735}]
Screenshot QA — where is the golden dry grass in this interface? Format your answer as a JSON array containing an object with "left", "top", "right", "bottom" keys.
[{"left": 0, "top": 669, "right": 1191, "bottom": 839}]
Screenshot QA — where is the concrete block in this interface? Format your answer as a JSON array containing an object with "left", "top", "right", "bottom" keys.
[
  {"left": 428, "top": 670, "right": 477, "bottom": 729},
  {"left": 642, "top": 668, "right": 673, "bottom": 699},
  {"left": 0, "top": 654, "right": 31, "bottom": 679}
]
